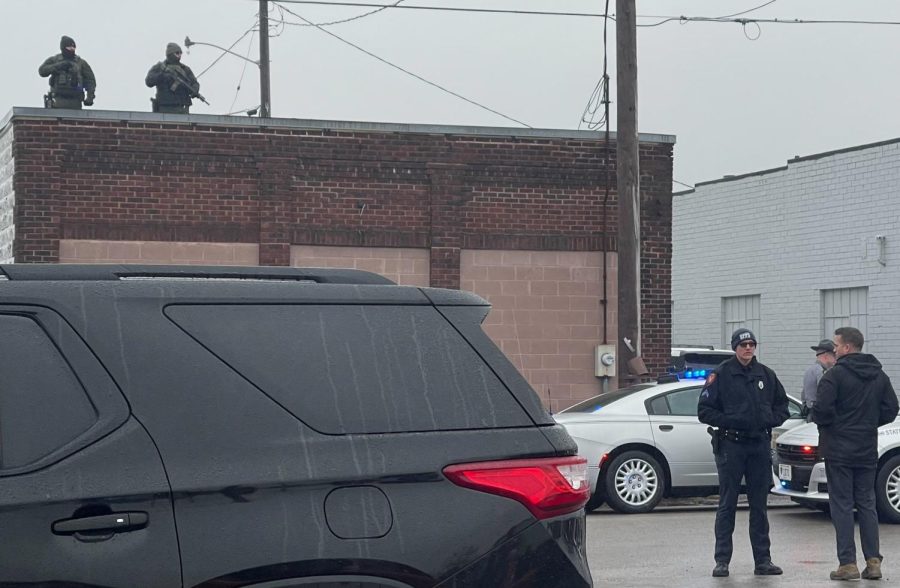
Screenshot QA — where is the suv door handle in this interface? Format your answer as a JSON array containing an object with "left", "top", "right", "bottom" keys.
[
  {"left": 52, "top": 512, "right": 149, "bottom": 535},
  {"left": 658, "top": 425, "right": 674, "bottom": 431}
]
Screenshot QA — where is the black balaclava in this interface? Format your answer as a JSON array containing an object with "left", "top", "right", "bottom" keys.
[
  {"left": 165, "top": 42, "right": 182, "bottom": 64},
  {"left": 60, "top": 35, "right": 76, "bottom": 58}
]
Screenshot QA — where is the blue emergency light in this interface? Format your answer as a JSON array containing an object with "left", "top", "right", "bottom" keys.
[{"left": 680, "top": 369, "right": 708, "bottom": 380}]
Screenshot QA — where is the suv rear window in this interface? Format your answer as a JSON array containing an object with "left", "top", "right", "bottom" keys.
[{"left": 166, "top": 305, "right": 531, "bottom": 435}]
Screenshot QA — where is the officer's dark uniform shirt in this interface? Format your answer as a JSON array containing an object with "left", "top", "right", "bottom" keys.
[{"left": 698, "top": 356, "right": 790, "bottom": 435}]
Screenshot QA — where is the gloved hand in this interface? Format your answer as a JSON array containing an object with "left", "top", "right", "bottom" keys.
[{"left": 84, "top": 92, "right": 95, "bottom": 106}]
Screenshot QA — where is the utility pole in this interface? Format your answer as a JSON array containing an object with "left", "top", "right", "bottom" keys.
[
  {"left": 259, "top": 0, "right": 272, "bottom": 118},
  {"left": 616, "top": 0, "right": 646, "bottom": 381}
]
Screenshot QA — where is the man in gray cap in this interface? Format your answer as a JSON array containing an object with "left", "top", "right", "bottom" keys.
[
  {"left": 145, "top": 42, "right": 202, "bottom": 114},
  {"left": 38, "top": 35, "right": 96, "bottom": 109},
  {"left": 802, "top": 339, "right": 836, "bottom": 421}
]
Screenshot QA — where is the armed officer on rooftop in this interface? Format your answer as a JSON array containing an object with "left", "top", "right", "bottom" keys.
[
  {"left": 38, "top": 35, "right": 96, "bottom": 109},
  {"left": 698, "top": 328, "right": 789, "bottom": 579},
  {"left": 145, "top": 42, "right": 204, "bottom": 114}
]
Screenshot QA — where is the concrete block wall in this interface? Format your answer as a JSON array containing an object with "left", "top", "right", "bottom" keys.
[
  {"left": 291, "top": 245, "right": 429, "bottom": 286},
  {"left": 673, "top": 138, "right": 900, "bottom": 392},
  {"left": 462, "top": 250, "right": 614, "bottom": 412},
  {"left": 58, "top": 239, "right": 259, "bottom": 265},
  {"left": 0, "top": 124, "right": 14, "bottom": 264}
]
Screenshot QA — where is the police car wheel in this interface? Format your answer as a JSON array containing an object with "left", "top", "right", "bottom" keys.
[
  {"left": 604, "top": 450, "right": 665, "bottom": 514},
  {"left": 875, "top": 455, "right": 900, "bottom": 524}
]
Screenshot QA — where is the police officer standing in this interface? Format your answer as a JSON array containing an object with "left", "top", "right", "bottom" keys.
[
  {"left": 38, "top": 35, "right": 96, "bottom": 109},
  {"left": 698, "top": 328, "right": 789, "bottom": 578},
  {"left": 145, "top": 42, "right": 203, "bottom": 114}
]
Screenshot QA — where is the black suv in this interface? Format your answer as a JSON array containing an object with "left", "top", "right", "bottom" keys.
[{"left": 0, "top": 265, "right": 591, "bottom": 587}]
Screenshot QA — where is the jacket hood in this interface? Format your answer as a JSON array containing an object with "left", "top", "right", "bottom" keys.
[{"left": 837, "top": 352, "right": 883, "bottom": 380}]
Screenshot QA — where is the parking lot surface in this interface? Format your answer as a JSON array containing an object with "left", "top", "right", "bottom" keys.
[{"left": 587, "top": 499, "right": 900, "bottom": 587}]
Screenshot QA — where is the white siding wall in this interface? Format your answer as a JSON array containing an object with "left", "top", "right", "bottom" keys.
[{"left": 673, "top": 140, "right": 900, "bottom": 395}]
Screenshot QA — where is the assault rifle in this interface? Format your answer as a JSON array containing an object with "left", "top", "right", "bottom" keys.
[{"left": 163, "top": 65, "right": 209, "bottom": 105}]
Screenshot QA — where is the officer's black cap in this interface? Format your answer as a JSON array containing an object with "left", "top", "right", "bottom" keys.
[{"left": 730, "top": 328, "right": 757, "bottom": 350}]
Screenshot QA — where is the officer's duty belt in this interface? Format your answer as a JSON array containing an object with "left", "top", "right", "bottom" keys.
[{"left": 716, "top": 428, "right": 769, "bottom": 442}]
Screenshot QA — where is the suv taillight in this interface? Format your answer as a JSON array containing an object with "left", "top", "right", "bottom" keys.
[{"left": 443, "top": 456, "right": 590, "bottom": 520}]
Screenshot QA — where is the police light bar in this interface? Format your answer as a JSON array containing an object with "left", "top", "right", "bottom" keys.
[{"left": 680, "top": 369, "right": 709, "bottom": 380}]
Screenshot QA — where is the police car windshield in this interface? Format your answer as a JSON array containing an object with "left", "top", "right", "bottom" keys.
[{"left": 559, "top": 384, "right": 655, "bottom": 413}]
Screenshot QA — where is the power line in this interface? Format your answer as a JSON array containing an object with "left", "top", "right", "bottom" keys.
[
  {"left": 283, "top": 0, "right": 407, "bottom": 26},
  {"left": 716, "top": 0, "right": 779, "bottom": 19},
  {"left": 270, "top": 1, "right": 532, "bottom": 127},
  {"left": 273, "top": 1, "right": 606, "bottom": 17},
  {"left": 229, "top": 29, "right": 257, "bottom": 114},
  {"left": 579, "top": 0, "right": 611, "bottom": 130},
  {"left": 195, "top": 20, "right": 259, "bottom": 78}
]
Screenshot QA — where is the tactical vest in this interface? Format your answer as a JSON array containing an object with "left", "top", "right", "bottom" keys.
[{"left": 52, "top": 58, "right": 84, "bottom": 96}]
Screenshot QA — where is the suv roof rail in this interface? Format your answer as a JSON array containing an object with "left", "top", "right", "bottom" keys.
[{"left": 0, "top": 264, "right": 396, "bottom": 285}]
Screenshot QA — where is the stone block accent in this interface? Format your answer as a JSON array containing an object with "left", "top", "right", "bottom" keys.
[
  {"left": 290, "top": 245, "right": 429, "bottom": 286},
  {"left": 58, "top": 239, "right": 259, "bottom": 265}
]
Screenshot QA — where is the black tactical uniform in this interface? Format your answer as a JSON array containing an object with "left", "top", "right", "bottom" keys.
[
  {"left": 145, "top": 42, "right": 201, "bottom": 114},
  {"left": 38, "top": 36, "right": 96, "bottom": 109},
  {"left": 698, "top": 328, "right": 789, "bottom": 577}
]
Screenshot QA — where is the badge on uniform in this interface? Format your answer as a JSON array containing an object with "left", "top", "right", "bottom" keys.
[{"left": 758, "top": 380, "right": 764, "bottom": 390}]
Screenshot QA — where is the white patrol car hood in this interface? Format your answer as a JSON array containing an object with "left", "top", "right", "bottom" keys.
[
  {"left": 775, "top": 421, "right": 819, "bottom": 445},
  {"left": 777, "top": 419, "right": 900, "bottom": 454}
]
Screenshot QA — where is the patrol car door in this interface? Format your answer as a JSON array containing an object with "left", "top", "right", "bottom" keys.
[
  {"left": 0, "top": 311, "right": 181, "bottom": 587},
  {"left": 647, "top": 386, "right": 719, "bottom": 487}
]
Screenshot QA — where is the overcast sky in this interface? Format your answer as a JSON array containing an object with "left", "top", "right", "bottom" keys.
[{"left": 5, "top": 0, "right": 899, "bottom": 188}]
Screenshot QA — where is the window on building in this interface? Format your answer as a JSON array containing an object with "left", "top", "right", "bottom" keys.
[
  {"left": 822, "top": 287, "right": 868, "bottom": 338},
  {"left": 722, "top": 295, "right": 761, "bottom": 349}
]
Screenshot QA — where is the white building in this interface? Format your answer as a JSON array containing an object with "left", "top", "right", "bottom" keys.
[{"left": 673, "top": 137, "right": 900, "bottom": 393}]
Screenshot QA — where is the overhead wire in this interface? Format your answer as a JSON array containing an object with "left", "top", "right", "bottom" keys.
[
  {"left": 195, "top": 19, "right": 259, "bottom": 78},
  {"left": 283, "top": 0, "right": 407, "bottom": 27},
  {"left": 270, "top": 1, "right": 900, "bottom": 26},
  {"left": 272, "top": 1, "right": 605, "bottom": 18},
  {"left": 579, "top": 0, "right": 610, "bottom": 130},
  {"left": 270, "top": 1, "right": 532, "bottom": 127},
  {"left": 228, "top": 28, "right": 258, "bottom": 114}
]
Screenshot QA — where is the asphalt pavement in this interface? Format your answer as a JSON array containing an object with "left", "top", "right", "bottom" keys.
[{"left": 587, "top": 498, "right": 900, "bottom": 587}]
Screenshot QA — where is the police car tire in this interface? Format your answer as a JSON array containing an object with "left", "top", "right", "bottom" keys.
[
  {"left": 604, "top": 451, "right": 666, "bottom": 514},
  {"left": 875, "top": 455, "right": 900, "bottom": 525}
]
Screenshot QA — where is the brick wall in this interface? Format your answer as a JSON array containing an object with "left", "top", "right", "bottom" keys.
[
  {"left": 673, "top": 138, "right": 900, "bottom": 391},
  {"left": 7, "top": 109, "right": 675, "bottom": 400}
]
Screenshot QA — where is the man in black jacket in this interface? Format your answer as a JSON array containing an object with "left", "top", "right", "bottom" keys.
[
  {"left": 698, "top": 328, "right": 789, "bottom": 578},
  {"left": 813, "top": 326, "right": 899, "bottom": 581}
]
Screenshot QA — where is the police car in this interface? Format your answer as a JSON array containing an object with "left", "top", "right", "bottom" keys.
[
  {"left": 555, "top": 351, "right": 805, "bottom": 514},
  {"left": 772, "top": 421, "right": 900, "bottom": 523}
]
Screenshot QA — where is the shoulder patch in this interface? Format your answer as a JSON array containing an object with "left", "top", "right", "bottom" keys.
[{"left": 703, "top": 373, "right": 717, "bottom": 388}]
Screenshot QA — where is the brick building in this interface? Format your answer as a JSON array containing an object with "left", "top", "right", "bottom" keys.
[
  {"left": 673, "top": 137, "right": 900, "bottom": 390},
  {"left": 0, "top": 107, "right": 675, "bottom": 410}
]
